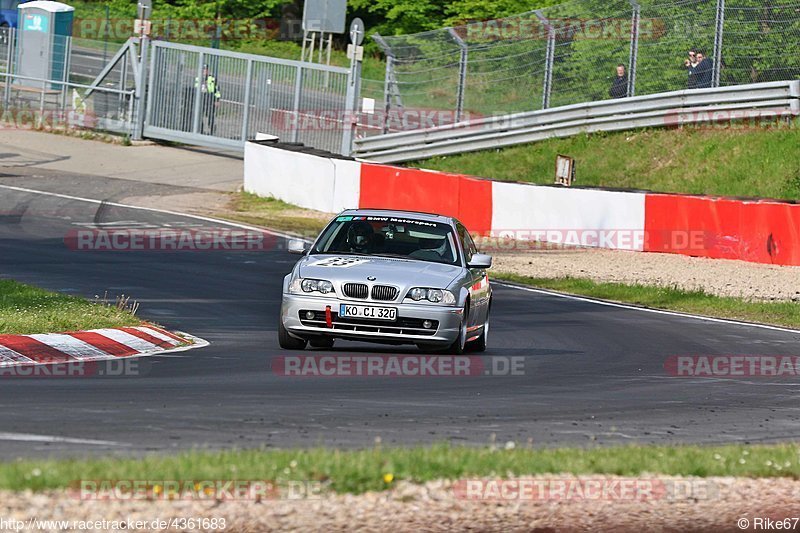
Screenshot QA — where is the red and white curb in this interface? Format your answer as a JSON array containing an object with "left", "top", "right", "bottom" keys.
[{"left": 0, "top": 325, "right": 208, "bottom": 367}]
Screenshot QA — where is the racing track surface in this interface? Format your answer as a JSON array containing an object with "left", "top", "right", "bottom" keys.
[{"left": 0, "top": 171, "right": 799, "bottom": 459}]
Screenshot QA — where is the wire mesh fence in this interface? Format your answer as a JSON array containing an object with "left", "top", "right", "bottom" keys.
[
  {"left": 0, "top": 28, "right": 135, "bottom": 135},
  {"left": 369, "top": 0, "right": 800, "bottom": 132}
]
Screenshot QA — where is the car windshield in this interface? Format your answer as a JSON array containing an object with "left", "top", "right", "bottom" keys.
[{"left": 311, "top": 215, "right": 460, "bottom": 265}]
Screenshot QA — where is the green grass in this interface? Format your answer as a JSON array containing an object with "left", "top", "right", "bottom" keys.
[
  {"left": 494, "top": 273, "right": 800, "bottom": 328},
  {"left": 414, "top": 123, "right": 800, "bottom": 200},
  {"left": 221, "top": 192, "right": 329, "bottom": 237},
  {"left": 2, "top": 442, "right": 800, "bottom": 493},
  {"left": 0, "top": 279, "right": 140, "bottom": 335}
]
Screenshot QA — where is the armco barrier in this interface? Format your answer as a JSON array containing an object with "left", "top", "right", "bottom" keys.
[
  {"left": 645, "top": 194, "right": 800, "bottom": 266},
  {"left": 243, "top": 139, "right": 800, "bottom": 266}
]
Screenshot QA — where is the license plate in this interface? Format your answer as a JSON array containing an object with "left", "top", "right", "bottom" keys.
[{"left": 339, "top": 304, "right": 397, "bottom": 321}]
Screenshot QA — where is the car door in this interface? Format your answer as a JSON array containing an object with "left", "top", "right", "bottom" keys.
[{"left": 456, "top": 222, "right": 490, "bottom": 329}]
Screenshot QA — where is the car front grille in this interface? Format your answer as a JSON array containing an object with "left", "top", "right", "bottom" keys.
[
  {"left": 299, "top": 310, "right": 438, "bottom": 336},
  {"left": 371, "top": 285, "right": 398, "bottom": 301},
  {"left": 342, "top": 283, "right": 368, "bottom": 299}
]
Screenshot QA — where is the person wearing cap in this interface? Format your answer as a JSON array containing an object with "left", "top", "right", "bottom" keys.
[{"left": 195, "top": 64, "right": 221, "bottom": 134}]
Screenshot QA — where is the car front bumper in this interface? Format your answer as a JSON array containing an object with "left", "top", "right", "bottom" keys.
[{"left": 281, "top": 293, "right": 463, "bottom": 346}]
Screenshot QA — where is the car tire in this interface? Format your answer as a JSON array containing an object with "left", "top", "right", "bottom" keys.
[
  {"left": 278, "top": 319, "right": 307, "bottom": 350},
  {"left": 445, "top": 304, "right": 469, "bottom": 355},
  {"left": 469, "top": 319, "right": 488, "bottom": 353},
  {"left": 309, "top": 337, "right": 334, "bottom": 349}
]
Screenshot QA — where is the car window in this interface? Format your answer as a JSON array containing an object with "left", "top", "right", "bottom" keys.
[
  {"left": 456, "top": 223, "right": 477, "bottom": 263},
  {"left": 311, "top": 215, "right": 460, "bottom": 266}
]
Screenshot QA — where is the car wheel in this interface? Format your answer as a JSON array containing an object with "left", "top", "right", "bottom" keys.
[
  {"left": 309, "top": 337, "right": 334, "bottom": 349},
  {"left": 445, "top": 304, "right": 468, "bottom": 355},
  {"left": 278, "top": 318, "right": 307, "bottom": 350},
  {"left": 469, "top": 319, "right": 488, "bottom": 353}
]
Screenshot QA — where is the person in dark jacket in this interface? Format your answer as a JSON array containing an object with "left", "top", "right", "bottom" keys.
[
  {"left": 694, "top": 51, "right": 713, "bottom": 88},
  {"left": 609, "top": 64, "right": 628, "bottom": 98},
  {"left": 684, "top": 48, "right": 699, "bottom": 89}
]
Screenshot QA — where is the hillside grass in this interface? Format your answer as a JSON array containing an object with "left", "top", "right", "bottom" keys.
[{"left": 414, "top": 123, "right": 800, "bottom": 200}]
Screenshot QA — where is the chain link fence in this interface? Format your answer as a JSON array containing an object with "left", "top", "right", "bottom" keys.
[
  {"left": 369, "top": 0, "right": 800, "bottom": 132},
  {"left": 0, "top": 28, "right": 136, "bottom": 134}
]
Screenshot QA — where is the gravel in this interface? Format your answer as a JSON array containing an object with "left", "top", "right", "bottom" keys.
[
  {"left": 2, "top": 475, "right": 799, "bottom": 532},
  {"left": 493, "top": 248, "right": 800, "bottom": 301}
]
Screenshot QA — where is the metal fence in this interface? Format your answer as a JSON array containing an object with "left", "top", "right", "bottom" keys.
[
  {"left": 0, "top": 28, "right": 136, "bottom": 135},
  {"left": 370, "top": 0, "right": 800, "bottom": 131},
  {"left": 145, "top": 40, "right": 352, "bottom": 153},
  {"left": 354, "top": 80, "right": 800, "bottom": 162}
]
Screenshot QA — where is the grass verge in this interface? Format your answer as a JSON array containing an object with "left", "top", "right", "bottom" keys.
[
  {"left": 0, "top": 279, "right": 140, "bottom": 335},
  {"left": 2, "top": 442, "right": 800, "bottom": 494},
  {"left": 221, "top": 192, "right": 329, "bottom": 237},
  {"left": 494, "top": 273, "right": 800, "bottom": 329},
  {"left": 414, "top": 124, "right": 800, "bottom": 200}
]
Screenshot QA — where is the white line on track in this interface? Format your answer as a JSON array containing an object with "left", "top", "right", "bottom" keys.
[
  {"left": 3, "top": 183, "right": 799, "bottom": 335},
  {"left": 494, "top": 281, "right": 800, "bottom": 334},
  {"left": 0, "top": 432, "right": 126, "bottom": 446}
]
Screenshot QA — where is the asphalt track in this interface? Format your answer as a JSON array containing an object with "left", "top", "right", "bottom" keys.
[{"left": 0, "top": 171, "right": 799, "bottom": 459}]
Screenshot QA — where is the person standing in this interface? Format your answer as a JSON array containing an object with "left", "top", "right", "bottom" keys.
[
  {"left": 694, "top": 51, "right": 713, "bottom": 88},
  {"left": 684, "top": 48, "right": 699, "bottom": 89},
  {"left": 609, "top": 64, "right": 628, "bottom": 98},
  {"left": 196, "top": 64, "right": 221, "bottom": 135}
]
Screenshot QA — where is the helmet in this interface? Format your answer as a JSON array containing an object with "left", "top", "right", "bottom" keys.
[{"left": 346, "top": 221, "right": 373, "bottom": 252}]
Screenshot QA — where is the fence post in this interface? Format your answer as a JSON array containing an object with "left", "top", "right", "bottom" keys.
[
  {"left": 382, "top": 55, "right": 394, "bottom": 133},
  {"left": 4, "top": 28, "right": 13, "bottom": 109},
  {"left": 341, "top": 42, "right": 363, "bottom": 155},
  {"left": 712, "top": 0, "right": 725, "bottom": 87},
  {"left": 291, "top": 65, "right": 303, "bottom": 143},
  {"left": 191, "top": 51, "right": 204, "bottom": 134},
  {"left": 535, "top": 10, "right": 554, "bottom": 109},
  {"left": 241, "top": 59, "right": 253, "bottom": 142},
  {"left": 373, "top": 33, "right": 397, "bottom": 134},
  {"left": 132, "top": 34, "right": 150, "bottom": 140},
  {"left": 628, "top": 0, "right": 640, "bottom": 97},
  {"left": 447, "top": 27, "right": 468, "bottom": 122}
]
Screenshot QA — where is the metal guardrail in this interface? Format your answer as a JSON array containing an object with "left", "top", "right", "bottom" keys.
[{"left": 353, "top": 80, "right": 800, "bottom": 163}]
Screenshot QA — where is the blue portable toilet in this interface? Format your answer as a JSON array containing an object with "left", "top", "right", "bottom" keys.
[{"left": 16, "top": 0, "right": 74, "bottom": 89}]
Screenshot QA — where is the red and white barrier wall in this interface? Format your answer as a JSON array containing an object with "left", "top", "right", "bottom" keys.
[{"left": 244, "top": 140, "right": 800, "bottom": 266}]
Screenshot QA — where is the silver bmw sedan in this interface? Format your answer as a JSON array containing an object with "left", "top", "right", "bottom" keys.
[{"left": 279, "top": 209, "right": 492, "bottom": 353}]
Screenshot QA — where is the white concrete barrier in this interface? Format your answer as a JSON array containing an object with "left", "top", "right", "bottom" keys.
[
  {"left": 491, "top": 182, "right": 647, "bottom": 251},
  {"left": 243, "top": 141, "right": 360, "bottom": 213}
]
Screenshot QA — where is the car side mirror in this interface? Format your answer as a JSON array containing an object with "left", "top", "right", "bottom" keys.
[
  {"left": 467, "top": 253, "right": 492, "bottom": 269},
  {"left": 287, "top": 239, "right": 308, "bottom": 255}
]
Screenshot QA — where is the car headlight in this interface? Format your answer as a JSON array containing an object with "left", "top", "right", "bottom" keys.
[
  {"left": 406, "top": 288, "right": 456, "bottom": 305},
  {"left": 289, "top": 278, "right": 335, "bottom": 295}
]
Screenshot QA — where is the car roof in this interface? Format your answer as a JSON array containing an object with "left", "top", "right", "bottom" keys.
[{"left": 339, "top": 208, "right": 455, "bottom": 224}]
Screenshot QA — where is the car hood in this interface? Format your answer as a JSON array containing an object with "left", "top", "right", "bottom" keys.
[{"left": 298, "top": 254, "right": 463, "bottom": 291}]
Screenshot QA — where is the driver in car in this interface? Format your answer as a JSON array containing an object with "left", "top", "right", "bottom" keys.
[{"left": 346, "top": 221, "right": 374, "bottom": 253}]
